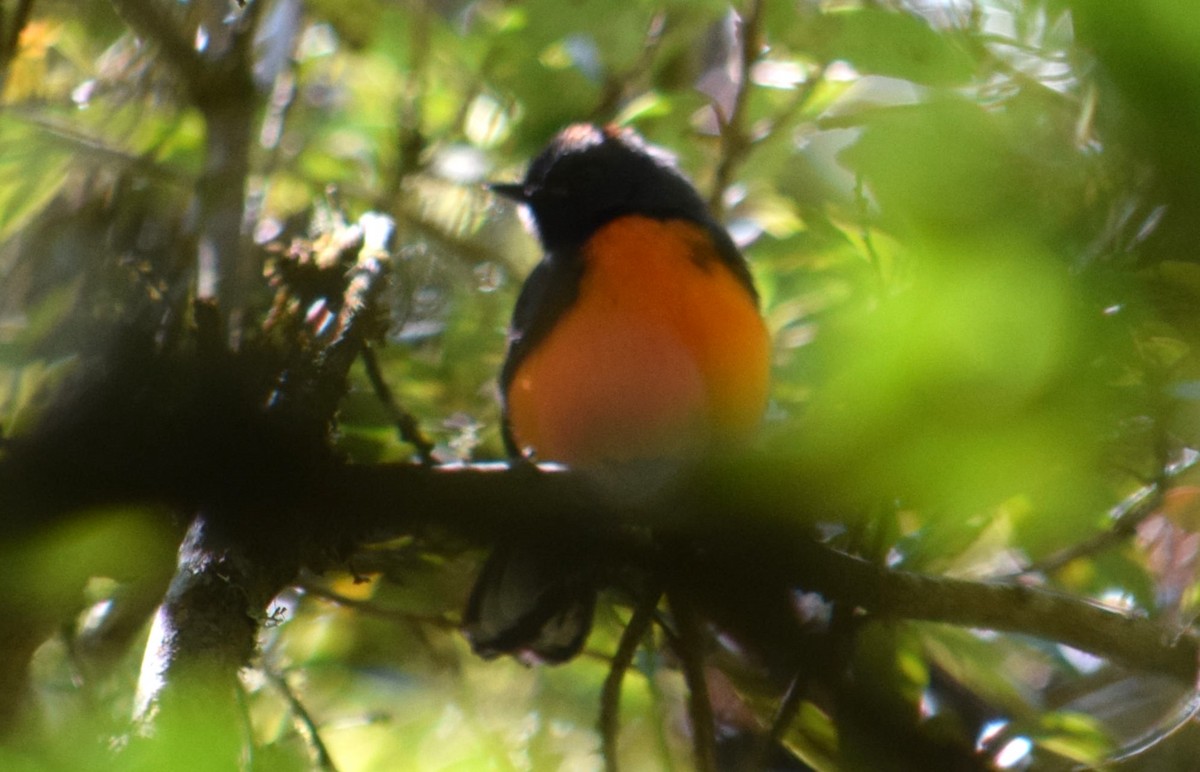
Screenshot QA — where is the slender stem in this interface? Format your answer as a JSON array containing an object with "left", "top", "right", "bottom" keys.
[
  {"left": 0, "top": 0, "right": 34, "bottom": 75},
  {"left": 758, "top": 62, "right": 827, "bottom": 140},
  {"left": 600, "top": 589, "right": 662, "bottom": 772},
  {"left": 299, "top": 581, "right": 454, "bottom": 629},
  {"left": 108, "top": 0, "right": 204, "bottom": 87},
  {"left": 668, "top": 589, "right": 717, "bottom": 772},
  {"left": 589, "top": 11, "right": 667, "bottom": 122},
  {"left": 1023, "top": 482, "right": 1163, "bottom": 576},
  {"left": 360, "top": 345, "right": 437, "bottom": 466},
  {"left": 708, "top": 0, "right": 766, "bottom": 216},
  {"left": 1022, "top": 426, "right": 1198, "bottom": 577},
  {"left": 269, "top": 669, "right": 340, "bottom": 772},
  {"left": 747, "top": 672, "right": 806, "bottom": 770},
  {"left": 384, "top": 0, "right": 431, "bottom": 202}
]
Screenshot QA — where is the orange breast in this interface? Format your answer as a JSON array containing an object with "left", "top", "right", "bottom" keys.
[{"left": 505, "top": 216, "right": 770, "bottom": 465}]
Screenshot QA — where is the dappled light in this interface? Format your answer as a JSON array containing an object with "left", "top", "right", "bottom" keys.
[{"left": 3, "top": 0, "right": 1200, "bottom": 769}]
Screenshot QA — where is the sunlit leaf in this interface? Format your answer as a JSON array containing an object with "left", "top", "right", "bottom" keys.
[
  {"left": 796, "top": 8, "right": 974, "bottom": 86},
  {"left": 0, "top": 122, "right": 73, "bottom": 243}
]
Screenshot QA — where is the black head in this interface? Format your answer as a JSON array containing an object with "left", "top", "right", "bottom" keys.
[{"left": 491, "top": 124, "right": 714, "bottom": 253}]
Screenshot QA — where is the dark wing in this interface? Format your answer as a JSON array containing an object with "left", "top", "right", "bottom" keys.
[
  {"left": 469, "top": 251, "right": 596, "bottom": 663},
  {"left": 498, "top": 253, "right": 584, "bottom": 456},
  {"left": 462, "top": 542, "right": 596, "bottom": 663},
  {"left": 702, "top": 217, "right": 759, "bottom": 305}
]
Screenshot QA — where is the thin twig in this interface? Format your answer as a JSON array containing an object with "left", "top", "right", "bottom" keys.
[
  {"left": 3, "top": 108, "right": 191, "bottom": 184},
  {"left": 600, "top": 589, "right": 662, "bottom": 772},
  {"left": 589, "top": 11, "right": 668, "bottom": 123},
  {"left": 298, "top": 581, "right": 455, "bottom": 629},
  {"left": 268, "top": 669, "right": 340, "bottom": 772},
  {"left": 235, "top": 683, "right": 257, "bottom": 770},
  {"left": 227, "top": 0, "right": 266, "bottom": 71},
  {"left": 0, "top": 0, "right": 35, "bottom": 76},
  {"left": 392, "top": 205, "right": 523, "bottom": 273},
  {"left": 854, "top": 172, "right": 886, "bottom": 290},
  {"left": 708, "top": 0, "right": 766, "bottom": 217},
  {"left": 322, "top": 460, "right": 1200, "bottom": 684},
  {"left": 304, "top": 251, "right": 388, "bottom": 416},
  {"left": 360, "top": 344, "right": 436, "bottom": 466},
  {"left": 642, "top": 649, "right": 679, "bottom": 772},
  {"left": 1023, "top": 446, "right": 1198, "bottom": 576},
  {"left": 108, "top": 0, "right": 205, "bottom": 89},
  {"left": 757, "top": 61, "right": 828, "bottom": 140},
  {"left": 385, "top": 0, "right": 430, "bottom": 201},
  {"left": 1024, "top": 483, "right": 1163, "bottom": 576},
  {"left": 668, "top": 589, "right": 717, "bottom": 772},
  {"left": 746, "top": 671, "right": 806, "bottom": 771}
]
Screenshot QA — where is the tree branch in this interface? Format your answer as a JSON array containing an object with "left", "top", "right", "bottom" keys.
[
  {"left": 111, "top": 0, "right": 262, "bottom": 335},
  {"left": 6, "top": 449, "right": 1197, "bottom": 691},
  {"left": 128, "top": 229, "right": 389, "bottom": 750},
  {"left": 1022, "top": 442, "right": 1197, "bottom": 577},
  {"left": 315, "top": 461, "right": 1200, "bottom": 685},
  {"left": 1022, "top": 482, "right": 1162, "bottom": 576},
  {"left": 132, "top": 514, "right": 295, "bottom": 768}
]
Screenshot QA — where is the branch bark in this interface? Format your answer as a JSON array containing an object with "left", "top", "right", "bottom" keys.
[
  {"left": 109, "top": 0, "right": 262, "bottom": 334},
  {"left": 126, "top": 233, "right": 389, "bottom": 751},
  {"left": 318, "top": 461, "right": 1200, "bottom": 686},
  {"left": 6, "top": 452, "right": 1197, "bottom": 692},
  {"left": 133, "top": 514, "right": 297, "bottom": 759}
]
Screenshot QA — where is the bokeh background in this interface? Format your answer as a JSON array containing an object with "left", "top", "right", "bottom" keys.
[{"left": 4, "top": 0, "right": 1200, "bottom": 769}]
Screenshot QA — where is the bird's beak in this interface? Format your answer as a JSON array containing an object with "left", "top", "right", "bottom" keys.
[{"left": 487, "top": 182, "right": 529, "bottom": 203}]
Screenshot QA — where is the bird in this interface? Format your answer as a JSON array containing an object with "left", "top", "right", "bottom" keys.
[{"left": 463, "top": 123, "right": 770, "bottom": 663}]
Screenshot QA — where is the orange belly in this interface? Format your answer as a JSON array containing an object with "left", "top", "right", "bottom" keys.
[{"left": 505, "top": 216, "right": 770, "bottom": 465}]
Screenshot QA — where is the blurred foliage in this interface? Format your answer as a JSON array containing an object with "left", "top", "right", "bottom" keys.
[{"left": 4, "top": 0, "right": 1200, "bottom": 769}]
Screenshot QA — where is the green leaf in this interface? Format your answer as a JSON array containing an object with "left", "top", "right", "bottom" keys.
[
  {"left": 0, "top": 122, "right": 72, "bottom": 243},
  {"left": 808, "top": 9, "right": 974, "bottom": 86},
  {"left": 1034, "top": 711, "right": 1113, "bottom": 766}
]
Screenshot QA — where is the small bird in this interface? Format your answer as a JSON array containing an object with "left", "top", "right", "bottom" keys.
[{"left": 464, "top": 124, "right": 770, "bottom": 663}]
